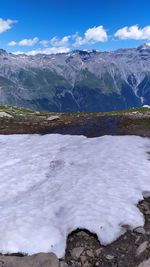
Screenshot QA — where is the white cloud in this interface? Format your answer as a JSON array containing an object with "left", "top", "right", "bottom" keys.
[
  {"left": 9, "top": 26, "right": 107, "bottom": 52},
  {"left": 8, "top": 37, "right": 39, "bottom": 47},
  {"left": 40, "top": 35, "right": 71, "bottom": 47},
  {"left": 0, "top": 18, "right": 16, "bottom": 34},
  {"left": 8, "top": 26, "right": 107, "bottom": 51},
  {"left": 8, "top": 41, "right": 17, "bottom": 46},
  {"left": 39, "top": 40, "right": 49, "bottom": 47},
  {"left": 13, "top": 46, "right": 70, "bottom": 56},
  {"left": 18, "top": 37, "right": 39, "bottom": 46},
  {"left": 114, "top": 25, "right": 150, "bottom": 40},
  {"left": 50, "top": 36, "right": 70, "bottom": 47},
  {"left": 73, "top": 25, "right": 108, "bottom": 46}
]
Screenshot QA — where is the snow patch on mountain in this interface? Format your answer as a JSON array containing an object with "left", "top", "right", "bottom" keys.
[
  {"left": 143, "top": 104, "right": 150, "bottom": 108},
  {"left": 0, "top": 134, "right": 150, "bottom": 257}
]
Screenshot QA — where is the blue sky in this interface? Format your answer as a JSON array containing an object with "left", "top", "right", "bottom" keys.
[{"left": 1, "top": 0, "right": 150, "bottom": 54}]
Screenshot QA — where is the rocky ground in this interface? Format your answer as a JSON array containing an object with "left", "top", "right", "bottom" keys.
[
  {"left": 0, "top": 105, "right": 150, "bottom": 266},
  {"left": 0, "top": 105, "right": 150, "bottom": 138}
]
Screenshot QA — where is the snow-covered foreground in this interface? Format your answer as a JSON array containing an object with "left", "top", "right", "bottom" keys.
[{"left": 0, "top": 134, "right": 150, "bottom": 257}]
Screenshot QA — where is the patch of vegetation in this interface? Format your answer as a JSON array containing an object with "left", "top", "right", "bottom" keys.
[
  {"left": 75, "top": 69, "right": 103, "bottom": 89},
  {"left": 18, "top": 68, "right": 70, "bottom": 92},
  {"left": 75, "top": 69, "right": 118, "bottom": 95},
  {"left": 0, "top": 105, "right": 54, "bottom": 120},
  {"left": 111, "top": 107, "right": 150, "bottom": 114},
  {"left": 0, "top": 105, "right": 150, "bottom": 120}
]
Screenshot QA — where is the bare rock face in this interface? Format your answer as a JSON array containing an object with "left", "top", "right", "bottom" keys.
[{"left": 0, "top": 253, "right": 59, "bottom": 267}]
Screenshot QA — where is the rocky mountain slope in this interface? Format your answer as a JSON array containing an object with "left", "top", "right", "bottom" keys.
[{"left": 0, "top": 44, "right": 150, "bottom": 112}]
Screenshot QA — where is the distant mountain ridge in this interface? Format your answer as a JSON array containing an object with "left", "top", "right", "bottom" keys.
[{"left": 0, "top": 44, "right": 150, "bottom": 112}]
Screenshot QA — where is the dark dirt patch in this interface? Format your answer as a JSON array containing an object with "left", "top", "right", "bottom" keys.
[{"left": 0, "top": 113, "right": 150, "bottom": 138}]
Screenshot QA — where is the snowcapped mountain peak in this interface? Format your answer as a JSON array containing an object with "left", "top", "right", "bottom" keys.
[{"left": 137, "top": 43, "right": 150, "bottom": 51}]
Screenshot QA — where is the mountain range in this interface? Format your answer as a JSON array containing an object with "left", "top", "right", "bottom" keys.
[{"left": 0, "top": 43, "right": 150, "bottom": 112}]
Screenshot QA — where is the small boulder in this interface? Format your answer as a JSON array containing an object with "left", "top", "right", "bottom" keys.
[
  {"left": 105, "top": 254, "right": 114, "bottom": 260},
  {"left": 0, "top": 252, "right": 59, "bottom": 267},
  {"left": 95, "top": 248, "right": 103, "bottom": 257},
  {"left": 0, "top": 111, "right": 12, "bottom": 118},
  {"left": 134, "top": 227, "right": 146, "bottom": 235},
  {"left": 86, "top": 250, "right": 94, "bottom": 258},
  {"left": 136, "top": 241, "right": 148, "bottom": 256},
  {"left": 59, "top": 260, "right": 68, "bottom": 267},
  {"left": 47, "top": 115, "right": 60, "bottom": 121},
  {"left": 71, "top": 247, "right": 84, "bottom": 259}
]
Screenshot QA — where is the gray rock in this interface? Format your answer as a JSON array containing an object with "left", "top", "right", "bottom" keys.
[
  {"left": 105, "top": 254, "right": 114, "bottom": 260},
  {"left": 86, "top": 250, "right": 94, "bottom": 258},
  {"left": 134, "top": 227, "right": 146, "bottom": 234},
  {"left": 137, "top": 258, "right": 150, "bottom": 267},
  {"left": 59, "top": 260, "right": 68, "bottom": 267},
  {"left": 47, "top": 115, "right": 60, "bottom": 121},
  {"left": 0, "top": 111, "right": 12, "bottom": 118},
  {"left": 0, "top": 252, "right": 59, "bottom": 267},
  {"left": 135, "top": 236, "right": 141, "bottom": 244},
  {"left": 136, "top": 241, "right": 148, "bottom": 256},
  {"left": 80, "top": 255, "right": 87, "bottom": 264},
  {"left": 82, "top": 262, "right": 89, "bottom": 267},
  {"left": 76, "top": 231, "right": 89, "bottom": 238},
  {"left": 70, "top": 247, "right": 84, "bottom": 259},
  {"left": 95, "top": 248, "right": 103, "bottom": 257}
]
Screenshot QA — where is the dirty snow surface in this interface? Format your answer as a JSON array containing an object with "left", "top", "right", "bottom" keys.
[{"left": 0, "top": 134, "right": 150, "bottom": 257}]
